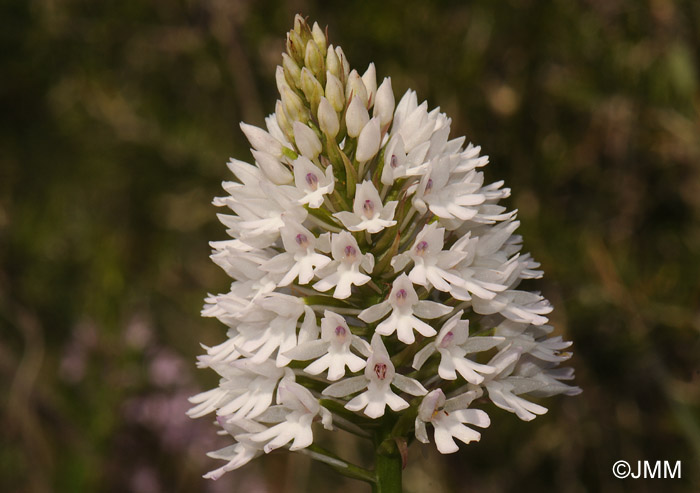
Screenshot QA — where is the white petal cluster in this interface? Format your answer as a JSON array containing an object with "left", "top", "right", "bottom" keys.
[{"left": 190, "top": 15, "right": 580, "bottom": 479}]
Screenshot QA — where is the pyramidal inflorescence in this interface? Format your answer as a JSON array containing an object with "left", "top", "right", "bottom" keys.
[{"left": 188, "top": 15, "right": 580, "bottom": 483}]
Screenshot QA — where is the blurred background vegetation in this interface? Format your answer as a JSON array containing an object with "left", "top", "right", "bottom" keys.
[{"left": 1, "top": 0, "right": 699, "bottom": 491}]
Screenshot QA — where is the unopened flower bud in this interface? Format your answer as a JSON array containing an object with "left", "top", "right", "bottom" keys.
[
  {"left": 325, "top": 72, "right": 345, "bottom": 113},
  {"left": 318, "top": 97, "right": 339, "bottom": 138},
  {"left": 346, "top": 96, "right": 369, "bottom": 138},
  {"left": 282, "top": 53, "right": 302, "bottom": 88},
  {"left": 335, "top": 46, "right": 350, "bottom": 80},
  {"left": 276, "top": 66, "right": 291, "bottom": 96},
  {"left": 293, "top": 14, "right": 304, "bottom": 34},
  {"left": 362, "top": 63, "right": 377, "bottom": 108},
  {"left": 275, "top": 100, "right": 294, "bottom": 140},
  {"left": 240, "top": 122, "right": 282, "bottom": 158},
  {"left": 293, "top": 121, "right": 322, "bottom": 160},
  {"left": 355, "top": 117, "right": 381, "bottom": 162},
  {"left": 251, "top": 149, "right": 292, "bottom": 184},
  {"left": 305, "top": 41, "right": 324, "bottom": 77},
  {"left": 326, "top": 44, "right": 341, "bottom": 81},
  {"left": 300, "top": 67, "right": 323, "bottom": 113},
  {"left": 312, "top": 22, "right": 327, "bottom": 57},
  {"left": 286, "top": 30, "right": 305, "bottom": 64},
  {"left": 281, "top": 85, "right": 308, "bottom": 124},
  {"left": 374, "top": 77, "right": 395, "bottom": 129},
  {"left": 346, "top": 70, "right": 368, "bottom": 108},
  {"left": 295, "top": 15, "right": 313, "bottom": 44}
]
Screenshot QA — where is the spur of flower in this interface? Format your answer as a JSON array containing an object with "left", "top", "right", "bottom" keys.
[{"left": 189, "top": 15, "right": 580, "bottom": 491}]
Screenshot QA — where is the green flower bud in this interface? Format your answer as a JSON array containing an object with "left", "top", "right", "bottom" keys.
[
  {"left": 312, "top": 22, "right": 327, "bottom": 57},
  {"left": 276, "top": 66, "right": 290, "bottom": 96},
  {"left": 275, "top": 100, "right": 294, "bottom": 141},
  {"left": 294, "top": 14, "right": 313, "bottom": 44},
  {"left": 293, "top": 14, "right": 304, "bottom": 34},
  {"left": 282, "top": 53, "right": 302, "bottom": 89},
  {"left": 325, "top": 72, "right": 345, "bottom": 113},
  {"left": 335, "top": 46, "right": 350, "bottom": 81},
  {"left": 305, "top": 40, "right": 324, "bottom": 78},
  {"left": 300, "top": 67, "right": 324, "bottom": 114},
  {"left": 281, "top": 84, "right": 308, "bottom": 124},
  {"left": 326, "top": 44, "right": 342, "bottom": 82},
  {"left": 286, "top": 30, "right": 305, "bottom": 65}
]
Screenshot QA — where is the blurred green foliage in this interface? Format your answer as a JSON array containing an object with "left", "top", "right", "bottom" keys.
[{"left": 1, "top": 0, "right": 699, "bottom": 492}]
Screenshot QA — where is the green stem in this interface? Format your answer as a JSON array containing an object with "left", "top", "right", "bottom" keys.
[{"left": 373, "top": 439, "right": 403, "bottom": 493}]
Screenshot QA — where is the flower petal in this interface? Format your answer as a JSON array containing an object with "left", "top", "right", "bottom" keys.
[{"left": 322, "top": 376, "right": 368, "bottom": 397}]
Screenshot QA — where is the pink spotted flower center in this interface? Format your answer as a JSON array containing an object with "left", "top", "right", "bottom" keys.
[
  {"left": 295, "top": 233, "right": 309, "bottom": 248},
  {"left": 439, "top": 331, "right": 454, "bottom": 348},
  {"left": 305, "top": 172, "right": 319, "bottom": 190},
  {"left": 415, "top": 240, "right": 429, "bottom": 256},
  {"left": 344, "top": 245, "right": 357, "bottom": 259},
  {"left": 374, "top": 363, "right": 387, "bottom": 380},
  {"left": 395, "top": 288, "right": 408, "bottom": 306},
  {"left": 362, "top": 199, "right": 375, "bottom": 219}
]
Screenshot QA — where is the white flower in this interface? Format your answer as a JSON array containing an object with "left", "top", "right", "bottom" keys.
[
  {"left": 187, "top": 360, "right": 293, "bottom": 420},
  {"left": 215, "top": 178, "right": 307, "bottom": 248},
  {"left": 292, "top": 156, "right": 335, "bottom": 208},
  {"left": 333, "top": 180, "right": 397, "bottom": 233},
  {"left": 224, "top": 294, "right": 304, "bottom": 366},
  {"left": 415, "top": 389, "right": 490, "bottom": 454},
  {"left": 358, "top": 273, "right": 452, "bottom": 344},
  {"left": 313, "top": 231, "right": 374, "bottom": 299},
  {"left": 415, "top": 156, "right": 486, "bottom": 221},
  {"left": 392, "top": 223, "right": 467, "bottom": 295},
  {"left": 261, "top": 221, "right": 331, "bottom": 285},
  {"left": 284, "top": 310, "right": 371, "bottom": 380},
  {"left": 471, "top": 289, "right": 553, "bottom": 326},
  {"left": 512, "top": 357, "right": 582, "bottom": 398},
  {"left": 412, "top": 310, "right": 503, "bottom": 384},
  {"left": 380, "top": 134, "right": 430, "bottom": 186},
  {"left": 390, "top": 90, "right": 436, "bottom": 154},
  {"left": 247, "top": 380, "right": 332, "bottom": 453},
  {"left": 484, "top": 378, "right": 548, "bottom": 422},
  {"left": 202, "top": 419, "right": 267, "bottom": 479},
  {"left": 322, "top": 334, "right": 427, "bottom": 418}
]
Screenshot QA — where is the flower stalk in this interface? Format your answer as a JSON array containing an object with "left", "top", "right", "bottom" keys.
[{"left": 373, "top": 438, "right": 402, "bottom": 493}]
